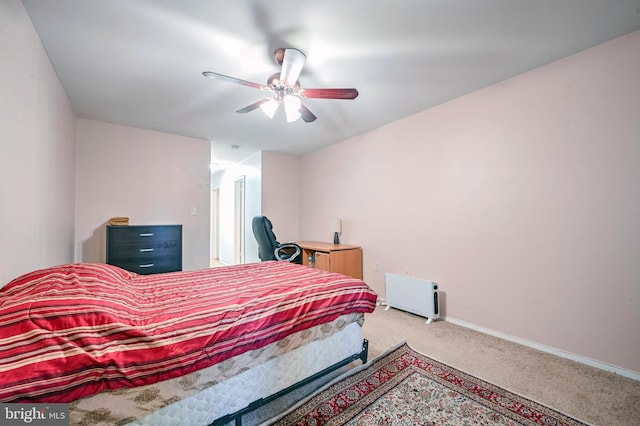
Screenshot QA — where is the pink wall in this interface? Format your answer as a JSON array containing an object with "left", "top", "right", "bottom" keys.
[
  {"left": 300, "top": 30, "right": 640, "bottom": 373},
  {"left": 0, "top": 1, "right": 76, "bottom": 285},
  {"left": 261, "top": 152, "right": 301, "bottom": 243},
  {"left": 75, "top": 119, "right": 211, "bottom": 271}
]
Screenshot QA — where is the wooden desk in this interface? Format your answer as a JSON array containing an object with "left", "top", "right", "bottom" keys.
[{"left": 297, "top": 241, "right": 363, "bottom": 280}]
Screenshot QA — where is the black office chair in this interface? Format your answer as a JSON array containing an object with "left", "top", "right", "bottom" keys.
[{"left": 252, "top": 216, "right": 302, "bottom": 263}]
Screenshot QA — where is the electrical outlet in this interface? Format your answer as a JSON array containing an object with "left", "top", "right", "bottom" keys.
[{"left": 190, "top": 207, "right": 197, "bottom": 215}]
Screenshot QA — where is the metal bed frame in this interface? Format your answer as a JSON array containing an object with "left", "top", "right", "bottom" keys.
[{"left": 210, "top": 339, "right": 369, "bottom": 426}]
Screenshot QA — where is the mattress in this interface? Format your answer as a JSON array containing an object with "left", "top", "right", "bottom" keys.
[
  {"left": 1, "top": 262, "right": 377, "bottom": 404},
  {"left": 68, "top": 314, "right": 365, "bottom": 426}
]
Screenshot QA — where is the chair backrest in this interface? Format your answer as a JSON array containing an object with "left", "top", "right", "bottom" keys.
[{"left": 252, "top": 216, "right": 279, "bottom": 261}]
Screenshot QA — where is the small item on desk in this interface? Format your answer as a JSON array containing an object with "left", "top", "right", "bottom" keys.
[
  {"left": 109, "top": 217, "right": 129, "bottom": 226},
  {"left": 331, "top": 217, "right": 342, "bottom": 244}
]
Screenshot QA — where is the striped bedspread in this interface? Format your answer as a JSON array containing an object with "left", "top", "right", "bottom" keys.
[{"left": 0, "top": 262, "right": 377, "bottom": 403}]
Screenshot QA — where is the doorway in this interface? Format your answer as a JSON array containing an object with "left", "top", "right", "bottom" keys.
[
  {"left": 233, "top": 176, "right": 245, "bottom": 264},
  {"left": 209, "top": 188, "right": 220, "bottom": 267}
]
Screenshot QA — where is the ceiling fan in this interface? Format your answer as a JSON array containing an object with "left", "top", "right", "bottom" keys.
[{"left": 203, "top": 48, "right": 358, "bottom": 123}]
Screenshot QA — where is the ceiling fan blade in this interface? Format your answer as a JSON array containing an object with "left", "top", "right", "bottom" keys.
[
  {"left": 279, "top": 48, "right": 305, "bottom": 88},
  {"left": 299, "top": 88, "right": 359, "bottom": 100},
  {"left": 299, "top": 104, "right": 317, "bottom": 122},
  {"left": 203, "top": 71, "right": 272, "bottom": 92},
  {"left": 236, "top": 98, "right": 273, "bottom": 114}
]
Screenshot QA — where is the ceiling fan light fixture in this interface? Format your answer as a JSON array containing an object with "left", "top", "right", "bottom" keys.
[
  {"left": 283, "top": 95, "right": 301, "bottom": 122},
  {"left": 203, "top": 48, "right": 358, "bottom": 123},
  {"left": 260, "top": 98, "right": 279, "bottom": 119}
]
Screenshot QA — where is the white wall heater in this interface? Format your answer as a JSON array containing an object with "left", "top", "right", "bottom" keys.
[{"left": 385, "top": 273, "right": 440, "bottom": 324}]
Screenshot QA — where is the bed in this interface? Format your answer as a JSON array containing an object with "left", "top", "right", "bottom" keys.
[{"left": 0, "top": 261, "right": 377, "bottom": 425}]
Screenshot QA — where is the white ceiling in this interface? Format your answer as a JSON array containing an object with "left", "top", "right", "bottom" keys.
[{"left": 22, "top": 0, "right": 640, "bottom": 162}]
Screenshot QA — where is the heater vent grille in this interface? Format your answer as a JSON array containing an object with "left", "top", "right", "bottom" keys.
[{"left": 385, "top": 273, "right": 440, "bottom": 323}]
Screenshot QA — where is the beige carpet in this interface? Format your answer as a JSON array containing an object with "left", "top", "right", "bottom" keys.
[{"left": 362, "top": 306, "right": 640, "bottom": 426}]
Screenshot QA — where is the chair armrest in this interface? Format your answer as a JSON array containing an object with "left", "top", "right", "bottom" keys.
[{"left": 275, "top": 243, "right": 301, "bottom": 262}]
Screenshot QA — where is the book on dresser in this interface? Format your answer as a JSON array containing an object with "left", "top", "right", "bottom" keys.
[{"left": 106, "top": 224, "right": 182, "bottom": 275}]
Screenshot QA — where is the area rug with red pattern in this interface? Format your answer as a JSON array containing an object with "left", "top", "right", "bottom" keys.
[{"left": 266, "top": 342, "right": 589, "bottom": 426}]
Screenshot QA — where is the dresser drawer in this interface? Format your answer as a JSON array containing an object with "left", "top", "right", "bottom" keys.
[
  {"left": 109, "top": 256, "right": 182, "bottom": 275},
  {"left": 107, "top": 239, "right": 180, "bottom": 260},
  {"left": 107, "top": 225, "right": 181, "bottom": 243},
  {"left": 106, "top": 225, "right": 182, "bottom": 275}
]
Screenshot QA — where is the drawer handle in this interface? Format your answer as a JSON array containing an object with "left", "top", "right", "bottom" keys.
[
  {"left": 139, "top": 263, "right": 155, "bottom": 268},
  {"left": 139, "top": 233, "right": 155, "bottom": 237},
  {"left": 139, "top": 248, "right": 154, "bottom": 252}
]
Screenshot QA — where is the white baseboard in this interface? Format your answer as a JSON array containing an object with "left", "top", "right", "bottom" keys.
[{"left": 444, "top": 316, "right": 640, "bottom": 382}]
